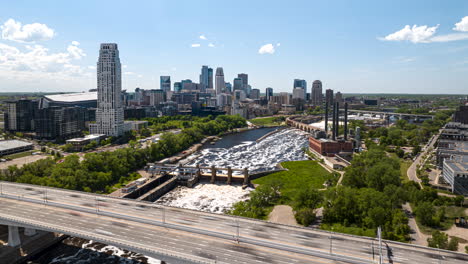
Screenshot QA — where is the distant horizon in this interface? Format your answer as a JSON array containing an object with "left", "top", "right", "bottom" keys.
[{"left": 1, "top": 1, "right": 468, "bottom": 93}]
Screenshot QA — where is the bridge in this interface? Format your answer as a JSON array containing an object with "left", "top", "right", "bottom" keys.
[
  {"left": 1, "top": 182, "right": 468, "bottom": 264},
  {"left": 348, "top": 110, "right": 434, "bottom": 121}
]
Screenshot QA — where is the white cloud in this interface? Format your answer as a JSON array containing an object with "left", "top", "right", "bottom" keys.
[
  {"left": 191, "top": 43, "right": 201, "bottom": 47},
  {"left": 381, "top": 24, "right": 439, "bottom": 43},
  {"left": 122, "top": 64, "right": 128, "bottom": 69},
  {"left": 88, "top": 65, "right": 96, "bottom": 70},
  {"left": 137, "top": 74, "right": 143, "bottom": 78},
  {"left": 1, "top": 18, "right": 55, "bottom": 43},
  {"left": 277, "top": 43, "right": 281, "bottom": 46},
  {"left": 67, "top": 41, "right": 86, "bottom": 59},
  {"left": 453, "top": 16, "right": 468, "bottom": 32},
  {"left": 208, "top": 43, "right": 215, "bottom": 47},
  {"left": 199, "top": 35, "right": 207, "bottom": 40},
  {"left": 258, "top": 43, "right": 275, "bottom": 54},
  {"left": 124, "top": 72, "right": 135, "bottom": 75},
  {"left": 430, "top": 33, "right": 468, "bottom": 42},
  {"left": 394, "top": 56, "right": 416, "bottom": 63},
  {"left": 171, "top": 67, "right": 177, "bottom": 71}
]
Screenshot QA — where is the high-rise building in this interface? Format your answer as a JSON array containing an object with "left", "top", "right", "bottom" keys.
[
  {"left": 292, "top": 87, "right": 305, "bottom": 100},
  {"left": 225, "top": 82, "right": 232, "bottom": 93},
  {"left": 233, "top": 77, "right": 243, "bottom": 90},
  {"left": 199, "top": 66, "right": 209, "bottom": 91},
  {"left": 294, "top": 79, "right": 307, "bottom": 100},
  {"left": 233, "top": 90, "right": 246, "bottom": 101},
  {"left": 279, "top": 92, "right": 291, "bottom": 105},
  {"left": 238, "top": 73, "right": 248, "bottom": 90},
  {"left": 174, "top": 82, "right": 182, "bottom": 93},
  {"left": 148, "top": 89, "right": 166, "bottom": 106},
  {"left": 4, "top": 99, "right": 37, "bottom": 132},
  {"left": 160, "top": 76, "right": 171, "bottom": 92},
  {"left": 89, "top": 43, "right": 124, "bottom": 137},
  {"left": 181, "top": 79, "right": 193, "bottom": 91},
  {"left": 215, "top": 67, "right": 225, "bottom": 94},
  {"left": 311, "top": 80, "right": 323, "bottom": 106},
  {"left": 325, "top": 89, "right": 334, "bottom": 107},
  {"left": 208, "top": 68, "right": 213, "bottom": 89},
  {"left": 35, "top": 106, "right": 88, "bottom": 139},
  {"left": 266, "top": 87, "right": 274, "bottom": 101},
  {"left": 335, "top": 91, "right": 343, "bottom": 104},
  {"left": 250, "top": 88, "right": 260, "bottom": 100}
]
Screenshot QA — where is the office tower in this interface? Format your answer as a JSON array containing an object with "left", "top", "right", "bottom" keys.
[
  {"left": 335, "top": 91, "right": 343, "bottom": 104},
  {"left": 208, "top": 67, "right": 213, "bottom": 89},
  {"left": 311, "top": 80, "right": 322, "bottom": 106},
  {"left": 292, "top": 87, "right": 305, "bottom": 100},
  {"left": 250, "top": 88, "right": 260, "bottom": 99},
  {"left": 35, "top": 106, "right": 87, "bottom": 139},
  {"left": 279, "top": 92, "right": 290, "bottom": 105},
  {"left": 233, "top": 78, "right": 243, "bottom": 90},
  {"left": 294, "top": 79, "right": 307, "bottom": 100},
  {"left": 233, "top": 90, "right": 246, "bottom": 101},
  {"left": 245, "top": 85, "right": 252, "bottom": 98},
  {"left": 225, "top": 82, "right": 232, "bottom": 93},
  {"left": 266, "top": 87, "right": 273, "bottom": 101},
  {"left": 199, "top": 65, "right": 209, "bottom": 91},
  {"left": 148, "top": 89, "right": 166, "bottom": 106},
  {"left": 181, "top": 79, "right": 193, "bottom": 91},
  {"left": 325, "top": 89, "right": 334, "bottom": 107},
  {"left": 89, "top": 43, "right": 124, "bottom": 137},
  {"left": 160, "top": 76, "right": 171, "bottom": 92},
  {"left": 238, "top": 73, "right": 248, "bottom": 90},
  {"left": 4, "top": 99, "right": 37, "bottom": 132},
  {"left": 174, "top": 82, "right": 182, "bottom": 93},
  {"left": 215, "top": 67, "right": 225, "bottom": 94}
]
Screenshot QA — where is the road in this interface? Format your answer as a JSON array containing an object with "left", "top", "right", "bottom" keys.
[{"left": 1, "top": 182, "right": 468, "bottom": 264}]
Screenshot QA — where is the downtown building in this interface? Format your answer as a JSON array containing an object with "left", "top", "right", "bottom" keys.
[
  {"left": 89, "top": 43, "right": 125, "bottom": 137},
  {"left": 311, "top": 80, "right": 323, "bottom": 106},
  {"left": 160, "top": 76, "right": 171, "bottom": 92}
]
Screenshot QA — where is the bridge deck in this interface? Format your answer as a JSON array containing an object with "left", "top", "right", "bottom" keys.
[{"left": 0, "top": 181, "right": 466, "bottom": 264}]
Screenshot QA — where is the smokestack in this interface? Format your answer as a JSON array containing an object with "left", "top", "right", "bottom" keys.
[
  {"left": 325, "top": 102, "right": 329, "bottom": 135},
  {"left": 332, "top": 102, "right": 336, "bottom": 140},
  {"left": 344, "top": 102, "right": 348, "bottom": 140},
  {"left": 335, "top": 102, "right": 340, "bottom": 139}
]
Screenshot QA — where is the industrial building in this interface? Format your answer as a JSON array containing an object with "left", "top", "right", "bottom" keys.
[
  {"left": 0, "top": 140, "right": 34, "bottom": 157},
  {"left": 65, "top": 134, "right": 105, "bottom": 152},
  {"left": 442, "top": 155, "right": 468, "bottom": 195}
]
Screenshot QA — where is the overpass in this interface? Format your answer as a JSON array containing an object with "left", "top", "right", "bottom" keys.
[
  {"left": 1, "top": 182, "right": 468, "bottom": 264},
  {"left": 347, "top": 110, "right": 434, "bottom": 121}
]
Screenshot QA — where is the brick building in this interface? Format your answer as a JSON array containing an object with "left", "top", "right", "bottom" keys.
[{"left": 309, "top": 137, "right": 353, "bottom": 157}]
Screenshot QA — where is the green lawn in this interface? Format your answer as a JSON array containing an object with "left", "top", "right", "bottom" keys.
[
  {"left": 400, "top": 160, "right": 412, "bottom": 183},
  {"left": 249, "top": 117, "right": 284, "bottom": 127},
  {"left": 416, "top": 205, "right": 466, "bottom": 235},
  {"left": 2, "top": 150, "right": 36, "bottom": 160},
  {"left": 321, "top": 223, "right": 376, "bottom": 238},
  {"left": 253, "top": 160, "right": 337, "bottom": 201}
]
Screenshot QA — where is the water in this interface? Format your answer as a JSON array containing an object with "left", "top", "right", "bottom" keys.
[{"left": 33, "top": 127, "right": 309, "bottom": 263}]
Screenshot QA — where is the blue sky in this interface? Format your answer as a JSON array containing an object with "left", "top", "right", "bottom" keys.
[{"left": 1, "top": 0, "right": 468, "bottom": 94}]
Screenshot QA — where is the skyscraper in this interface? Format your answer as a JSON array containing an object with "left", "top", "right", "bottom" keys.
[
  {"left": 233, "top": 77, "right": 243, "bottom": 90},
  {"left": 325, "top": 88, "right": 334, "bottom": 107},
  {"left": 215, "top": 67, "right": 225, "bottom": 94},
  {"left": 174, "top": 82, "right": 182, "bottom": 93},
  {"left": 238, "top": 73, "right": 248, "bottom": 90},
  {"left": 199, "top": 65, "right": 209, "bottom": 91},
  {"left": 90, "top": 43, "right": 124, "bottom": 137},
  {"left": 208, "top": 67, "right": 213, "bottom": 89},
  {"left": 335, "top": 91, "right": 343, "bottom": 104},
  {"left": 225, "top": 82, "right": 232, "bottom": 93},
  {"left": 266, "top": 87, "right": 273, "bottom": 101},
  {"left": 294, "top": 79, "right": 307, "bottom": 99},
  {"left": 160, "top": 76, "right": 171, "bottom": 92},
  {"left": 311, "top": 80, "right": 323, "bottom": 106}
]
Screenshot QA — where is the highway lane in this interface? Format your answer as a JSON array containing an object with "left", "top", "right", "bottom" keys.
[
  {"left": 0, "top": 198, "right": 335, "bottom": 264},
  {"left": 1, "top": 181, "right": 468, "bottom": 264}
]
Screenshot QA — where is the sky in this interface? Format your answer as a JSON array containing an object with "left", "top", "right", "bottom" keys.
[{"left": 1, "top": 0, "right": 468, "bottom": 94}]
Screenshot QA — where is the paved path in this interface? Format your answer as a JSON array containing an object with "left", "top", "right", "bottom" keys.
[
  {"left": 407, "top": 131, "right": 440, "bottom": 188},
  {"left": 268, "top": 205, "right": 298, "bottom": 226},
  {"left": 402, "top": 203, "right": 429, "bottom": 246}
]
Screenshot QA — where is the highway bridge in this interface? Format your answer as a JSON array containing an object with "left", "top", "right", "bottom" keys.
[
  {"left": 347, "top": 110, "right": 434, "bottom": 120},
  {"left": 1, "top": 181, "right": 468, "bottom": 264}
]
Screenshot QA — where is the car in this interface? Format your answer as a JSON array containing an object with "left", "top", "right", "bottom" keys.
[{"left": 0, "top": 159, "right": 6, "bottom": 162}]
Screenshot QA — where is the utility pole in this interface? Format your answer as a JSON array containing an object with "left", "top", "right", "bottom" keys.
[
  {"left": 372, "top": 241, "right": 375, "bottom": 262},
  {"left": 235, "top": 219, "right": 240, "bottom": 244},
  {"left": 329, "top": 228, "right": 333, "bottom": 255}
]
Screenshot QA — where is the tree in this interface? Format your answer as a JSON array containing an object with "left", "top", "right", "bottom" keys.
[
  {"left": 427, "top": 231, "right": 448, "bottom": 249},
  {"left": 415, "top": 202, "right": 435, "bottom": 226},
  {"left": 294, "top": 187, "right": 322, "bottom": 210},
  {"left": 295, "top": 208, "right": 316, "bottom": 226},
  {"left": 447, "top": 237, "right": 459, "bottom": 251},
  {"left": 412, "top": 145, "right": 421, "bottom": 156}
]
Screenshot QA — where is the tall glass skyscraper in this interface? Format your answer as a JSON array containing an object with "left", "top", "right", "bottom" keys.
[
  {"left": 293, "top": 79, "right": 307, "bottom": 100},
  {"left": 160, "top": 76, "right": 171, "bottom": 92},
  {"left": 199, "top": 65, "right": 209, "bottom": 91},
  {"left": 90, "top": 43, "right": 124, "bottom": 137},
  {"left": 215, "top": 67, "right": 225, "bottom": 95},
  {"left": 266, "top": 87, "right": 273, "bottom": 101}
]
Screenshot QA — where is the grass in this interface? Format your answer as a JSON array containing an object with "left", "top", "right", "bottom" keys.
[
  {"left": 416, "top": 205, "right": 466, "bottom": 235},
  {"left": 400, "top": 159, "right": 412, "bottom": 183},
  {"left": 2, "top": 150, "right": 36, "bottom": 160},
  {"left": 253, "top": 160, "right": 337, "bottom": 202},
  {"left": 249, "top": 116, "right": 284, "bottom": 127},
  {"left": 321, "top": 223, "right": 376, "bottom": 238}
]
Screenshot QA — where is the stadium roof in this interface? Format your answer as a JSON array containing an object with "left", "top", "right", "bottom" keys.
[
  {"left": 45, "top": 92, "right": 97, "bottom": 102},
  {"left": 0, "top": 140, "right": 33, "bottom": 152}
]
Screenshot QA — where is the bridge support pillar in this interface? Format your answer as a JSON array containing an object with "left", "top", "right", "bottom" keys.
[
  {"left": 8, "top": 225, "right": 21, "bottom": 247},
  {"left": 227, "top": 167, "right": 232, "bottom": 185},
  {"left": 24, "top": 228, "right": 37, "bottom": 236},
  {"left": 210, "top": 165, "right": 216, "bottom": 184},
  {"left": 243, "top": 168, "right": 250, "bottom": 186}
]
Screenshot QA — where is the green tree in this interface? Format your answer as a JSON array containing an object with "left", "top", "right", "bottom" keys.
[
  {"left": 415, "top": 202, "right": 435, "bottom": 226},
  {"left": 427, "top": 231, "right": 448, "bottom": 249}
]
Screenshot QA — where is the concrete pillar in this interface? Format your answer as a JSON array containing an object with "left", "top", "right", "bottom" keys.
[
  {"left": 8, "top": 225, "right": 21, "bottom": 247},
  {"left": 227, "top": 167, "right": 232, "bottom": 185},
  {"left": 210, "top": 165, "right": 216, "bottom": 184},
  {"left": 24, "top": 228, "right": 37, "bottom": 236},
  {"left": 243, "top": 168, "right": 250, "bottom": 185}
]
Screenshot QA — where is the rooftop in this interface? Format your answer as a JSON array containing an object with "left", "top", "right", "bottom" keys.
[
  {"left": 445, "top": 156, "right": 468, "bottom": 174},
  {"left": 0, "top": 140, "right": 33, "bottom": 151},
  {"left": 45, "top": 92, "right": 97, "bottom": 102}
]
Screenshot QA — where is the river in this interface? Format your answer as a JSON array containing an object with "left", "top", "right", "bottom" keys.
[{"left": 30, "top": 127, "right": 309, "bottom": 264}]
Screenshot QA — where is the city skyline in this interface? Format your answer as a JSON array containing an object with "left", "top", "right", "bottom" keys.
[{"left": 1, "top": 1, "right": 468, "bottom": 94}]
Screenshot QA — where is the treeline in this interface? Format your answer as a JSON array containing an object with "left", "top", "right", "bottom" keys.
[{"left": 0, "top": 115, "right": 246, "bottom": 193}]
